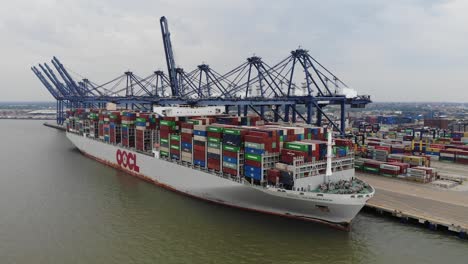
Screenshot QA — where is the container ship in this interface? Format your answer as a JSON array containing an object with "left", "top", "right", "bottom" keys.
[{"left": 65, "top": 106, "right": 374, "bottom": 230}]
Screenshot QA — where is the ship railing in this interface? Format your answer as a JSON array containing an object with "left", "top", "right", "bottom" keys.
[{"left": 292, "top": 156, "right": 355, "bottom": 180}]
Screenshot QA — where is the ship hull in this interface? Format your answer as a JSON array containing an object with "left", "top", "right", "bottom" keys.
[{"left": 67, "top": 132, "right": 370, "bottom": 230}]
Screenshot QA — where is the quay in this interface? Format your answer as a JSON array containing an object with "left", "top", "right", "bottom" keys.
[{"left": 358, "top": 172, "right": 468, "bottom": 239}]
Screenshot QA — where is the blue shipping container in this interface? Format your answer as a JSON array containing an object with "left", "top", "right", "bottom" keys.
[
  {"left": 223, "top": 156, "right": 238, "bottom": 164},
  {"left": 245, "top": 171, "right": 262, "bottom": 180},
  {"left": 244, "top": 165, "right": 262, "bottom": 174},
  {"left": 194, "top": 130, "right": 207, "bottom": 136},
  {"left": 181, "top": 142, "right": 192, "bottom": 149},
  {"left": 194, "top": 160, "right": 206, "bottom": 166},
  {"left": 245, "top": 147, "right": 265, "bottom": 155}
]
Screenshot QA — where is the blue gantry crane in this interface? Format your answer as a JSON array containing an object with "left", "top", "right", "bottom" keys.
[{"left": 32, "top": 16, "right": 371, "bottom": 135}]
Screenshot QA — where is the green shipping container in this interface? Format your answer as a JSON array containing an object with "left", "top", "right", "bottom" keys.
[
  {"left": 208, "top": 137, "right": 220, "bottom": 143},
  {"left": 363, "top": 166, "right": 379, "bottom": 173},
  {"left": 136, "top": 117, "right": 146, "bottom": 122},
  {"left": 284, "top": 142, "right": 309, "bottom": 152},
  {"left": 170, "top": 135, "right": 180, "bottom": 141},
  {"left": 223, "top": 145, "right": 240, "bottom": 152},
  {"left": 207, "top": 126, "right": 223, "bottom": 133},
  {"left": 208, "top": 142, "right": 221, "bottom": 149},
  {"left": 170, "top": 145, "right": 180, "bottom": 150},
  {"left": 160, "top": 120, "right": 175, "bottom": 126},
  {"left": 223, "top": 128, "right": 241, "bottom": 135},
  {"left": 188, "top": 120, "right": 201, "bottom": 125},
  {"left": 245, "top": 153, "right": 262, "bottom": 162},
  {"left": 160, "top": 138, "right": 169, "bottom": 143},
  {"left": 160, "top": 150, "right": 169, "bottom": 156}
]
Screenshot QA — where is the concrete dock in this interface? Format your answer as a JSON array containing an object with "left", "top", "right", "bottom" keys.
[{"left": 358, "top": 172, "right": 468, "bottom": 238}]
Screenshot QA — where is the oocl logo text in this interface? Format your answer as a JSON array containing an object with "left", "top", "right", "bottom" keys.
[{"left": 116, "top": 149, "right": 140, "bottom": 172}]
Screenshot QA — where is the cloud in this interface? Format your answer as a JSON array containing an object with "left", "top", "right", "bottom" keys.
[{"left": 0, "top": 0, "right": 467, "bottom": 102}]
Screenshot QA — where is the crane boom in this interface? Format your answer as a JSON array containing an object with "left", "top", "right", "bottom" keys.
[
  {"left": 52, "top": 57, "right": 85, "bottom": 96},
  {"left": 160, "top": 16, "right": 179, "bottom": 96},
  {"left": 31, "top": 66, "right": 60, "bottom": 99}
]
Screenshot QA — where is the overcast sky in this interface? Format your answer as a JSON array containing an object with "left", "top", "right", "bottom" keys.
[{"left": 1, "top": 0, "right": 467, "bottom": 102}]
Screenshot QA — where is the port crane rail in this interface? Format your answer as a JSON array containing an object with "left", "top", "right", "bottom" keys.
[{"left": 32, "top": 16, "right": 371, "bottom": 135}]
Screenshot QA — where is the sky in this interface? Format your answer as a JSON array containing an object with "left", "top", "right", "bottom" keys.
[{"left": 1, "top": 0, "right": 467, "bottom": 102}]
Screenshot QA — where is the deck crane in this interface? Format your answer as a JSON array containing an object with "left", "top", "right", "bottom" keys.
[{"left": 160, "top": 16, "right": 179, "bottom": 97}]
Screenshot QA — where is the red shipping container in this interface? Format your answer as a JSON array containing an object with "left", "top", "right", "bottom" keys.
[
  {"left": 222, "top": 150, "right": 237, "bottom": 158},
  {"left": 160, "top": 130, "right": 170, "bottom": 137},
  {"left": 222, "top": 167, "right": 237, "bottom": 176},
  {"left": 245, "top": 159, "right": 261, "bottom": 167},
  {"left": 194, "top": 151, "right": 206, "bottom": 160},
  {"left": 207, "top": 131, "right": 222, "bottom": 138},
  {"left": 248, "top": 131, "right": 268, "bottom": 138},
  {"left": 267, "top": 169, "right": 280, "bottom": 183},
  {"left": 194, "top": 145, "right": 206, "bottom": 152},
  {"left": 181, "top": 123, "right": 194, "bottom": 129},
  {"left": 208, "top": 160, "right": 221, "bottom": 170},
  {"left": 181, "top": 133, "right": 192, "bottom": 141},
  {"left": 245, "top": 135, "right": 264, "bottom": 144},
  {"left": 170, "top": 149, "right": 180, "bottom": 155},
  {"left": 375, "top": 146, "right": 391, "bottom": 152},
  {"left": 380, "top": 168, "right": 399, "bottom": 175}
]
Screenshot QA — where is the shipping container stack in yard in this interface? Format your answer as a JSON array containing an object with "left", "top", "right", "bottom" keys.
[
  {"left": 64, "top": 109, "right": 362, "bottom": 187},
  {"left": 356, "top": 129, "right": 468, "bottom": 165}
]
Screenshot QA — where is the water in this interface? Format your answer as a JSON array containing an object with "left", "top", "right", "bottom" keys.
[{"left": 0, "top": 120, "right": 466, "bottom": 264}]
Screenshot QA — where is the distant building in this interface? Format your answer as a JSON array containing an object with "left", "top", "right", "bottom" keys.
[
  {"left": 424, "top": 118, "right": 449, "bottom": 129},
  {"left": 28, "top": 110, "right": 56, "bottom": 115}
]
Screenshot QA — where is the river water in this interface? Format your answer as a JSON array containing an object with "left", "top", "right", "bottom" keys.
[{"left": 0, "top": 120, "right": 466, "bottom": 264}]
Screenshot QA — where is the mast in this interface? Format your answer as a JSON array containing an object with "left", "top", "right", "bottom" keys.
[{"left": 325, "top": 131, "right": 333, "bottom": 182}]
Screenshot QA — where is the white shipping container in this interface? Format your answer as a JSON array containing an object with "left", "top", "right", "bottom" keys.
[
  {"left": 193, "top": 125, "right": 207, "bottom": 131},
  {"left": 194, "top": 135, "right": 207, "bottom": 142},
  {"left": 440, "top": 152, "right": 455, "bottom": 158},
  {"left": 160, "top": 146, "right": 169, "bottom": 152},
  {"left": 207, "top": 147, "right": 221, "bottom": 154},
  {"left": 380, "top": 164, "right": 399, "bottom": 171},
  {"left": 275, "top": 163, "right": 287, "bottom": 170},
  {"left": 181, "top": 156, "right": 192, "bottom": 163}
]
